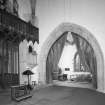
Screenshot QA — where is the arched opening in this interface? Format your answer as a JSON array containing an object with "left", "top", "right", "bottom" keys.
[
  {"left": 74, "top": 52, "right": 81, "bottom": 72},
  {"left": 39, "top": 23, "right": 104, "bottom": 92},
  {"left": 46, "top": 31, "right": 97, "bottom": 89}
]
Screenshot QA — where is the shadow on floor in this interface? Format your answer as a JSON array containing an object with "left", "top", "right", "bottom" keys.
[{"left": 0, "top": 88, "right": 11, "bottom": 105}]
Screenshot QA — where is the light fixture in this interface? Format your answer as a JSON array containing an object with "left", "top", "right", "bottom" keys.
[{"left": 67, "top": 32, "right": 74, "bottom": 45}]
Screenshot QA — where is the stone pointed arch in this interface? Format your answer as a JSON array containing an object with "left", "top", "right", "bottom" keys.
[{"left": 38, "top": 23, "right": 104, "bottom": 92}]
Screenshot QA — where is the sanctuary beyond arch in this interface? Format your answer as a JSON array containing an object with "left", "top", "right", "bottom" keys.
[{"left": 38, "top": 23, "right": 105, "bottom": 93}]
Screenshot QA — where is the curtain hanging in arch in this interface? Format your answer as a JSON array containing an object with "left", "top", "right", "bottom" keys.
[
  {"left": 46, "top": 33, "right": 67, "bottom": 83},
  {"left": 71, "top": 32, "right": 97, "bottom": 88}
]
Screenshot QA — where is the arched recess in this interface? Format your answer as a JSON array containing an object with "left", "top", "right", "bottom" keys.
[
  {"left": 74, "top": 52, "right": 81, "bottom": 72},
  {"left": 38, "top": 23, "right": 104, "bottom": 92}
]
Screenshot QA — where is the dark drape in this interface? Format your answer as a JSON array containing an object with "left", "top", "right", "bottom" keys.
[
  {"left": 0, "top": 39, "right": 19, "bottom": 88},
  {"left": 46, "top": 33, "right": 67, "bottom": 83},
  {"left": 72, "top": 32, "right": 97, "bottom": 88}
]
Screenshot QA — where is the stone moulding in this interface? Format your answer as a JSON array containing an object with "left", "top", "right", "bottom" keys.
[{"left": 39, "top": 22, "right": 104, "bottom": 93}]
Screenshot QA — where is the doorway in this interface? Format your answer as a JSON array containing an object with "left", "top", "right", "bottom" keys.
[{"left": 39, "top": 23, "right": 104, "bottom": 92}]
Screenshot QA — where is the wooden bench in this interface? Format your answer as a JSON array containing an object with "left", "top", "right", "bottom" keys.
[{"left": 11, "top": 84, "right": 32, "bottom": 101}]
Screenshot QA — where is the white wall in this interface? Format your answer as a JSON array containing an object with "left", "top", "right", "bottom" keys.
[
  {"left": 18, "top": 0, "right": 105, "bottom": 91},
  {"left": 58, "top": 44, "right": 77, "bottom": 72}
]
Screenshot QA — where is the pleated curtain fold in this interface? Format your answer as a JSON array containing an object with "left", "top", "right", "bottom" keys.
[
  {"left": 46, "top": 33, "right": 67, "bottom": 83},
  {"left": 71, "top": 32, "right": 97, "bottom": 88}
]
